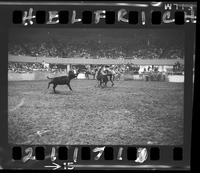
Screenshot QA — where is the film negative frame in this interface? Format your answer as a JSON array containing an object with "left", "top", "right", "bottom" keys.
[{"left": 0, "top": 1, "right": 197, "bottom": 170}]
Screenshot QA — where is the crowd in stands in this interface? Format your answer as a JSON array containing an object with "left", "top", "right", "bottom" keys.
[
  {"left": 8, "top": 40, "right": 183, "bottom": 60},
  {"left": 8, "top": 62, "right": 66, "bottom": 73},
  {"left": 8, "top": 61, "right": 184, "bottom": 77},
  {"left": 8, "top": 61, "right": 141, "bottom": 75},
  {"left": 8, "top": 62, "right": 43, "bottom": 73},
  {"left": 8, "top": 38, "right": 184, "bottom": 75}
]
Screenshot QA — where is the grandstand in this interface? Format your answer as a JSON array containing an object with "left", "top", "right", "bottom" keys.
[
  {"left": 8, "top": 28, "right": 184, "bottom": 81},
  {"left": 8, "top": 28, "right": 184, "bottom": 60}
]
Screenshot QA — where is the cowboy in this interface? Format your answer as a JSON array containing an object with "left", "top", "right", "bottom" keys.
[
  {"left": 110, "top": 66, "right": 116, "bottom": 75},
  {"left": 100, "top": 65, "right": 107, "bottom": 75},
  {"left": 95, "top": 66, "right": 102, "bottom": 79},
  {"left": 72, "top": 66, "right": 77, "bottom": 74}
]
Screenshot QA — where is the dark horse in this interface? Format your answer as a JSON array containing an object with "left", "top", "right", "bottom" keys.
[
  {"left": 96, "top": 69, "right": 114, "bottom": 88},
  {"left": 47, "top": 70, "right": 78, "bottom": 93}
]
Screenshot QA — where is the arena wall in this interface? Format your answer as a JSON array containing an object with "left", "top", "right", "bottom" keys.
[
  {"left": 8, "top": 71, "right": 184, "bottom": 83},
  {"left": 8, "top": 72, "right": 35, "bottom": 81},
  {"left": 8, "top": 71, "right": 66, "bottom": 81},
  {"left": 167, "top": 75, "right": 184, "bottom": 83},
  {"left": 8, "top": 55, "right": 185, "bottom": 82}
]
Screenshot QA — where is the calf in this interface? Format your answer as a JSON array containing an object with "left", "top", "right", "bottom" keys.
[{"left": 47, "top": 71, "right": 78, "bottom": 93}]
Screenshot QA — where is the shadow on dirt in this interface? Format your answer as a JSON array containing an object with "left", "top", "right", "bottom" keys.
[{"left": 49, "top": 91, "right": 73, "bottom": 95}]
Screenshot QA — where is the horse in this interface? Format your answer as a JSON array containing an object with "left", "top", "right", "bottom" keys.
[
  {"left": 114, "top": 69, "right": 122, "bottom": 81},
  {"left": 47, "top": 70, "right": 78, "bottom": 93},
  {"left": 85, "top": 70, "right": 90, "bottom": 79},
  {"left": 104, "top": 69, "right": 114, "bottom": 86},
  {"left": 96, "top": 69, "right": 114, "bottom": 88}
]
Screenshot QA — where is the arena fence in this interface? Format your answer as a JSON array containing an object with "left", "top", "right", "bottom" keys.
[
  {"left": 8, "top": 71, "right": 184, "bottom": 83},
  {"left": 8, "top": 55, "right": 184, "bottom": 65},
  {"left": 167, "top": 75, "right": 184, "bottom": 83},
  {"left": 8, "top": 71, "right": 66, "bottom": 81},
  {"left": 8, "top": 55, "right": 184, "bottom": 82}
]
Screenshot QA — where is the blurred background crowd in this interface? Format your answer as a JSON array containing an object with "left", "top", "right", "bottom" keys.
[
  {"left": 8, "top": 28, "right": 184, "bottom": 59},
  {"left": 8, "top": 61, "right": 184, "bottom": 76},
  {"left": 8, "top": 40, "right": 183, "bottom": 60},
  {"left": 8, "top": 29, "right": 184, "bottom": 75}
]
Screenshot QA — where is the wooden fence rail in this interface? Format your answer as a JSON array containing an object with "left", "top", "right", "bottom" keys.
[{"left": 8, "top": 55, "right": 184, "bottom": 65}]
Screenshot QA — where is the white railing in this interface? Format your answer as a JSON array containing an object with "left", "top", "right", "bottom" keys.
[{"left": 8, "top": 55, "right": 184, "bottom": 65}]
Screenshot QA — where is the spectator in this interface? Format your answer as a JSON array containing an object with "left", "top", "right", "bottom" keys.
[{"left": 8, "top": 39, "right": 183, "bottom": 60}]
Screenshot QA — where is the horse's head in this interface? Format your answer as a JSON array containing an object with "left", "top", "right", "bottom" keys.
[
  {"left": 75, "top": 69, "right": 80, "bottom": 77},
  {"left": 68, "top": 70, "right": 79, "bottom": 79}
]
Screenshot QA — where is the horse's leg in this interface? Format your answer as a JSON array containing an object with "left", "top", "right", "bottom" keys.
[
  {"left": 98, "top": 80, "right": 101, "bottom": 87},
  {"left": 105, "top": 76, "right": 109, "bottom": 87},
  {"left": 47, "top": 82, "right": 51, "bottom": 89},
  {"left": 67, "top": 83, "right": 72, "bottom": 91},
  {"left": 104, "top": 82, "right": 107, "bottom": 88},
  {"left": 53, "top": 84, "right": 57, "bottom": 93},
  {"left": 113, "top": 75, "right": 115, "bottom": 81},
  {"left": 96, "top": 78, "right": 101, "bottom": 87},
  {"left": 110, "top": 75, "right": 114, "bottom": 87},
  {"left": 118, "top": 74, "right": 121, "bottom": 81},
  {"left": 95, "top": 80, "right": 99, "bottom": 87},
  {"left": 104, "top": 76, "right": 109, "bottom": 88},
  {"left": 107, "top": 75, "right": 111, "bottom": 86},
  {"left": 99, "top": 79, "right": 103, "bottom": 88},
  {"left": 102, "top": 76, "right": 107, "bottom": 88}
]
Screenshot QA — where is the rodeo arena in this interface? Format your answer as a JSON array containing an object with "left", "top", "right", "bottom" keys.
[{"left": 8, "top": 29, "right": 184, "bottom": 145}]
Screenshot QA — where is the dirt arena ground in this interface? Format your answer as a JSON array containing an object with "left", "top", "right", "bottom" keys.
[{"left": 8, "top": 79, "right": 184, "bottom": 145}]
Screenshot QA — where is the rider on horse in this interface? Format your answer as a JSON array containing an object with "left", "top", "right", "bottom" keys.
[
  {"left": 100, "top": 65, "right": 107, "bottom": 75},
  {"left": 95, "top": 65, "right": 107, "bottom": 87},
  {"left": 96, "top": 65, "right": 114, "bottom": 87}
]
